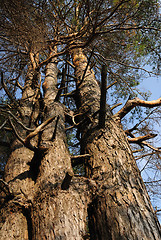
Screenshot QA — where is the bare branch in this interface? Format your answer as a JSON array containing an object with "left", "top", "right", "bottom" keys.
[
  {"left": 71, "top": 154, "right": 91, "bottom": 167},
  {"left": 110, "top": 103, "right": 122, "bottom": 111},
  {"left": 24, "top": 116, "right": 57, "bottom": 151},
  {"left": 8, "top": 117, "right": 26, "bottom": 147},
  {"left": 107, "top": 80, "right": 117, "bottom": 90},
  {"left": 78, "top": 47, "right": 95, "bottom": 87},
  {"left": 0, "top": 119, "right": 8, "bottom": 130},
  {"left": 114, "top": 97, "right": 161, "bottom": 120},
  {"left": 128, "top": 134, "right": 157, "bottom": 143},
  {"left": 99, "top": 65, "right": 107, "bottom": 128},
  {"left": 0, "top": 179, "right": 13, "bottom": 196},
  {"left": 1, "top": 109, "right": 34, "bottom": 131},
  {"left": 1, "top": 72, "right": 22, "bottom": 115},
  {"left": 55, "top": 68, "right": 66, "bottom": 102},
  {"left": 141, "top": 142, "right": 161, "bottom": 153}
]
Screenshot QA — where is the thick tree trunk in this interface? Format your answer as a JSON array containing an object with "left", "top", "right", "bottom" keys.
[
  {"left": 72, "top": 48, "right": 161, "bottom": 239},
  {"left": 1, "top": 47, "right": 161, "bottom": 240},
  {"left": 0, "top": 66, "right": 40, "bottom": 239}
]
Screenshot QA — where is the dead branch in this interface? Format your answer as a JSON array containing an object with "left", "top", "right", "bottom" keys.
[
  {"left": 0, "top": 179, "right": 13, "bottom": 196},
  {"left": 24, "top": 115, "right": 57, "bottom": 150},
  {"left": 55, "top": 68, "right": 66, "bottom": 102},
  {"left": 0, "top": 119, "right": 8, "bottom": 130},
  {"left": 141, "top": 142, "right": 161, "bottom": 153},
  {"left": 110, "top": 103, "right": 122, "bottom": 111},
  {"left": 1, "top": 109, "right": 34, "bottom": 132},
  {"left": 9, "top": 115, "right": 57, "bottom": 152},
  {"left": 124, "top": 108, "right": 157, "bottom": 133},
  {"left": 71, "top": 154, "right": 91, "bottom": 167},
  {"left": 8, "top": 116, "right": 27, "bottom": 147},
  {"left": 1, "top": 72, "right": 22, "bottom": 115},
  {"left": 114, "top": 97, "right": 161, "bottom": 120},
  {"left": 106, "top": 80, "right": 117, "bottom": 90},
  {"left": 61, "top": 170, "right": 74, "bottom": 190},
  {"left": 128, "top": 134, "right": 157, "bottom": 143},
  {"left": 99, "top": 65, "right": 107, "bottom": 128},
  {"left": 78, "top": 47, "right": 95, "bottom": 87}
]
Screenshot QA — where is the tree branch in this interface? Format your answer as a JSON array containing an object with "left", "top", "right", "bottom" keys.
[
  {"left": 99, "top": 65, "right": 107, "bottom": 128},
  {"left": 114, "top": 97, "right": 161, "bottom": 120},
  {"left": 106, "top": 80, "right": 117, "bottom": 90},
  {"left": 24, "top": 116, "right": 57, "bottom": 151},
  {"left": 128, "top": 134, "right": 157, "bottom": 143},
  {"left": 1, "top": 72, "right": 22, "bottom": 115},
  {"left": 71, "top": 154, "right": 91, "bottom": 167},
  {"left": 61, "top": 170, "right": 74, "bottom": 190}
]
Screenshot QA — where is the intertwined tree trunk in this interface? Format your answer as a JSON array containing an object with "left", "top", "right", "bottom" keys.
[
  {"left": 0, "top": 47, "right": 161, "bottom": 240},
  {"left": 0, "top": 52, "right": 90, "bottom": 240}
]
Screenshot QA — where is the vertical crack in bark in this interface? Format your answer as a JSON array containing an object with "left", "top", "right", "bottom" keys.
[{"left": 22, "top": 207, "right": 33, "bottom": 240}]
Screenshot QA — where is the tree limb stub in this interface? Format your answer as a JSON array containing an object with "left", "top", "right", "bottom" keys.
[
  {"left": 71, "top": 154, "right": 91, "bottom": 167},
  {"left": 61, "top": 170, "right": 74, "bottom": 190},
  {"left": 115, "top": 97, "right": 161, "bottom": 120},
  {"left": 99, "top": 65, "right": 107, "bottom": 128}
]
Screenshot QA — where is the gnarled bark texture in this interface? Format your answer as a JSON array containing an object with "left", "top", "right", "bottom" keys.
[
  {"left": 0, "top": 48, "right": 161, "bottom": 240},
  {"left": 71, "top": 48, "right": 161, "bottom": 240}
]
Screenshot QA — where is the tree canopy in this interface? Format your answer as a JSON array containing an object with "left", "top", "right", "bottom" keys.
[{"left": 0, "top": 0, "right": 161, "bottom": 222}]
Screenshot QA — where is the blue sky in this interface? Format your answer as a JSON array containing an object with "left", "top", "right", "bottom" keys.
[{"left": 140, "top": 76, "right": 161, "bottom": 100}]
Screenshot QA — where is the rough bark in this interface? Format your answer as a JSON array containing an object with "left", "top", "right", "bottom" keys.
[
  {"left": 30, "top": 54, "right": 90, "bottom": 239},
  {"left": 72, "top": 48, "right": 161, "bottom": 240},
  {"left": 0, "top": 65, "right": 40, "bottom": 239},
  {"left": 1, "top": 47, "right": 161, "bottom": 240}
]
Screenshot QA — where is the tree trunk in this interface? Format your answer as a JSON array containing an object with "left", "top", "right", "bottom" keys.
[
  {"left": 0, "top": 47, "right": 161, "bottom": 240},
  {"left": 0, "top": 52, "right": 90, "bottom": 239},
  {"left": 72, "top": 48, "right": 161, "bottom": 239},
  {"left": 0, "top": 66, "right": 40, "bottom": 239},
  {"left": 31, "top": 53, "right": 90, "bottom": 239}
]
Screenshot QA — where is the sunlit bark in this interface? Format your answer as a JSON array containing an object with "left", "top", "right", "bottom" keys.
[{"left": 72, "top": 48, "right": 161, "bottom": 239}]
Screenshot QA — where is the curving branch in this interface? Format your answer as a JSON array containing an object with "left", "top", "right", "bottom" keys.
[
  {"left": 24, "top": 116, "right": 57, "bottom": 151},
  {"left": 1, "top": 72, "right": 22, "bottom": 115},
  {"left": 128, "top": 133, "right": 157, "bottom": 143},
  {"left": 8, "top": 115, "right": 57, "bottom": 152},
  {"left": 114, "top": 97, "right": 161, "bottom": 120},
  {"left": 1, "top": 109, "right": 34, "bottom": 132}
]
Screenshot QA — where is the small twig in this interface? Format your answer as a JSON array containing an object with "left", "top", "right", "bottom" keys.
[
  {"left": 1, "top": 109, "right": 34, "bottom": 131},
  {"left": 8, "top": 117, "right": 26, "bottom": 147},
  {"left": 141, "top": 142, "right": 161, "bottom": 153},
  {"left": 110, "top": 103, "right": 122, "bottom": 111},
  {"left": 0, "top": 119, "right": 8, "bottom": 130},
  {"left": 1, "top": 72, "right": 22, "bottom": 115},
  {"left": 107, "top": 80, "right": 117, "bottom": 90},
  {"left": 0, "top": 179, "right": 13, "bottom": 196}
]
